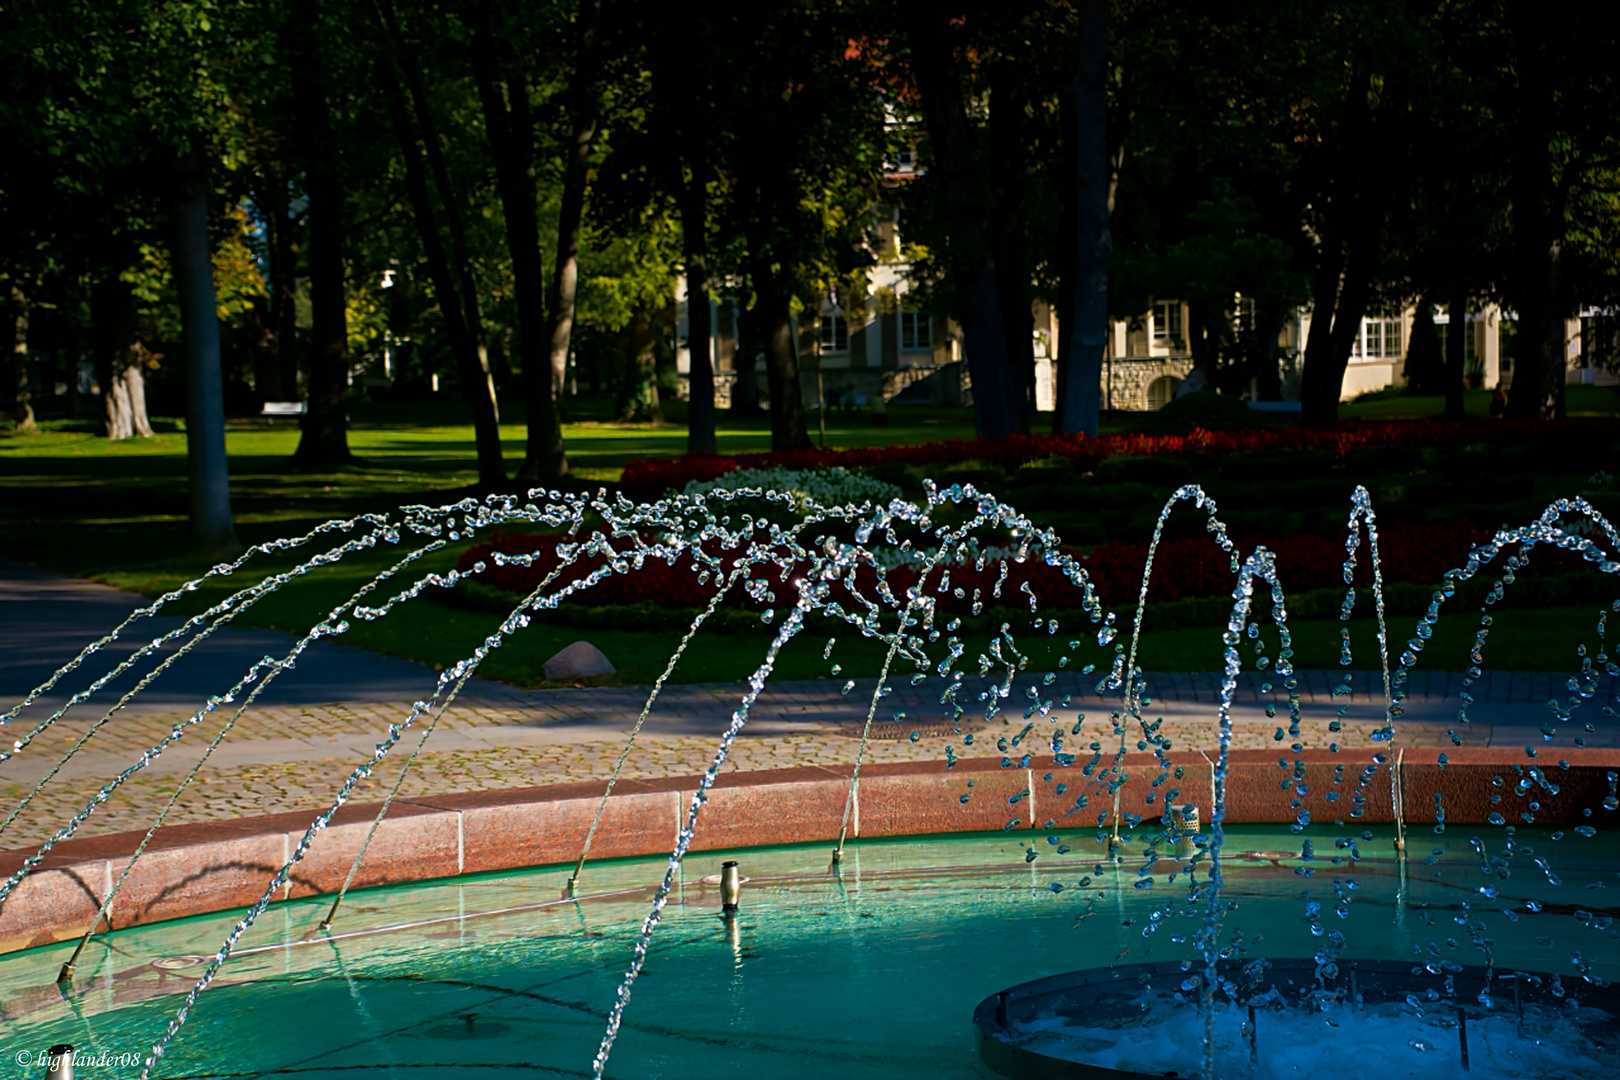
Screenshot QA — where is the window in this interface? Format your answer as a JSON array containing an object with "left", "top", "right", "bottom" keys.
[
  {"left": 820, "top": 313, "right": 849, "bottom": 353},
  {"left": 1151, "top": 302, "right": 1183, "bottom": 347},
  {"left": 1362, "top": 317, "right": 1403, "bottom": 358},
  {"left": 1126, "top": 317, "right": 1148, "bottom": 358},
  {"left": 1233, "top": 296, "right": 1256, "bottom": 333},
  {"left": 1583, "top": 314, "right": 1617, "bottom": 370},
  {"left": 1382, "top": 318, "right": 1403, "bottom": 358},
  {"left": 900, "top": 310, "right": 931, "bottom": 350}
]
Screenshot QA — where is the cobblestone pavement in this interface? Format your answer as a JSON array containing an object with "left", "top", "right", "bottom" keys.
[
  {"left": 6, "top": 557, "right": 1615, "bottom": 850},
  {"left": 1, "top": 665, "right": 1613, "bottom": 850}
]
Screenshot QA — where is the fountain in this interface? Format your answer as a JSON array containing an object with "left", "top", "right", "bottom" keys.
[{"left": 0, "top": 480, "right": 1615, "bottom": 1079}]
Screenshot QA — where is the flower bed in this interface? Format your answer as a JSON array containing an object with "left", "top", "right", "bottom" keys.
[
  {"left": 454, "top": 520, "right": 1589, "bottom": 617},
  {"left": 617, "top": 419, "right": 1620, "bottom": 500},
  {"left": 683, "top": 465, "right": 902, "bottom": 510}
]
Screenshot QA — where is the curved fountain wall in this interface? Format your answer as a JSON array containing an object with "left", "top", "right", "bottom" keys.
[{"left": 4, "top": 748, "right": 1614, "bottom": 955}]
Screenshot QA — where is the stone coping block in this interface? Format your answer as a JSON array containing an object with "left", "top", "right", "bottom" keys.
[{"left": 0, "top": 749, "right": 1613, "bottom": 956}]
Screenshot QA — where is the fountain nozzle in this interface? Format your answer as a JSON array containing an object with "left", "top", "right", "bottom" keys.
[
  {"left": 719, "top": 861, "right": 741, "bottom": 913},
  {"left": 1172, "top": 805, "right": 1201, "bottom": 858},
  {"left": 44, "top": 1044, "right": 74, "bottom": 1080}
]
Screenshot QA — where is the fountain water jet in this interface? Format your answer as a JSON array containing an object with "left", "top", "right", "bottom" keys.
[{"left": 0, "top": 483, "right": 1612, "bottom": 1079}]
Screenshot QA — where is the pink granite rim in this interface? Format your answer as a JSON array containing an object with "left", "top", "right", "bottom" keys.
[{"left": 1, "top": 748, "right": 1614, "bottom": 956}]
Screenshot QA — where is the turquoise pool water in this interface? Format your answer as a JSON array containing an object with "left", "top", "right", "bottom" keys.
[{"left": 1, "top": 826, "right": 1615, "bottom": 1078}]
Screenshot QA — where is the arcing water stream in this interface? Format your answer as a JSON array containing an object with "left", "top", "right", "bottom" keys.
[{"left": 1, "top": 481, "right": 1615, "bottom": 1079}]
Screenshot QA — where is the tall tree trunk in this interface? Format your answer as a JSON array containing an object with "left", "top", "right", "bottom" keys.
[
  {"left": 247, "top": 296, "right": 282, "bottom": 402},
  {"left": 536, "top": 0, "right": 603, "bottom": 479},
  {"left": 743, "top": 192, "right": 808, "bottom": 450},
  {"left": 651, "top": 14, "right": 716, "bottom": 453},
  {"left": 1250, "top": 295, "right": 1287, "bottom": 401},
  {"left": 1404, "top": 296, "right": 1443, "bottom": 393},
  {"left": 1054, "top": 0, "right": 1110, "bottom": 436},
  {"left": 289, "top": 3, "right": 352, "bottom": 464},
  {"left": 380, "top": 87, "right": 491, "bottom": 449},
  {"left": 378, "top": 0, "right": 504, "bottom": 483},
  {"left": 1504, "top": 5, "right": 1565, "bottom": 420},
  {"left": 907, "top": 5, "right": 1015, "bottom": 439},
  {"left": 680, "top": 174, "right": 716, "bottom": 454},
  {"left": 759, "top": 288, "right": 805, "bottom": 450},
  {"left": 9, "top": 287, "right": 36, "bottom": 433},
  {"left": 1299, "top": 68, "right": 1377, "bottom": 426},
  {"left": 471, "top": 10, "right": 560, "bottom": 484},
  {"left": 731, "top": 301, "right": 763, "bottom": 417},
  {"left": 618, "top": 301, "right": 664, "bottom": 423},
  {"left": 92, "top": 277, "right": 153, "bottom": 440},
  {"left": 1444, "top": 291, "right": 1468, "bottom": 420},
  {"left": 170, "top": 152, "right": 240, "bottom": 555},
  {"left": 257, "top": 183, "right": 301, "bottom": 400},
  {"left": 1186, "top": 299, "right": 1222, "bottom": 390},
  {"left": 990, "top": 57, "right": 1033, "bottom": 434}
]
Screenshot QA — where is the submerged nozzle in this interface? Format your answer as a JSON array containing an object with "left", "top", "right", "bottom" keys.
[{"left": 719, "top": 861, "right": 741, "bottom": 913}]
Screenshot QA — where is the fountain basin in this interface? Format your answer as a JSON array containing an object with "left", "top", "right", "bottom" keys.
[{"left": 1, "top": 824, "right": 1617, "bottom": 1078}]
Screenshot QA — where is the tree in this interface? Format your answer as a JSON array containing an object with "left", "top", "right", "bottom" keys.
[
  {"left": 7, "top": 287, "right": 36, "bottom": 433},
  {"left": 1053, "top": 0, "right": 1110, "bottom": 436},
  {"left": 91, "top": 277, "right": 155, "bottom": 439},
  {"left": 288, "top": 0, "right": 352, "bottom": 464},
  {"left": 537, "top": 0, "right": 604, "bottom": 478},
  {"left": 171, "top": 151, "right": 241, "bottom": 553},
  {"left": 648, "top": 12, "right": 719, "bottom": 455},
  {"left": 471, "top": 1, "right": 565, "bottom": 484},
  {"left": 375, "top": 0, "right": 505, "bottom": 483},
  {"left": 905, "top": 3, "right": 1018, "bottom": 439},
  {"left": 1494, "top": 1, "right": 1620, "bottom": 419}
]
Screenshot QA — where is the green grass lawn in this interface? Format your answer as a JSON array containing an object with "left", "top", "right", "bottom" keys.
[
  {"left": 0, "top": 398, "right": 980, "bottom": 578},
  {"left": 7, "top": 391, "right": 1619, "bottom": 687},
  {"left": 1338, "top": 384, "right": 1620, "bottom": 421}
]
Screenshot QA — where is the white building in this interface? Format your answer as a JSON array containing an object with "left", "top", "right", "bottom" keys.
[{"left": 673, "top": 201, "right": 1611, "bottom": 410}]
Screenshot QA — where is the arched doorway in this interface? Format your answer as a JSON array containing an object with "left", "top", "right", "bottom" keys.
[{"left": 1147, "top": 375, "right": 1181, "bottom": 411}]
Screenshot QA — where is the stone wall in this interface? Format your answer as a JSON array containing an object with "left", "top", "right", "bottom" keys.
[{"left": 1105, "top": 356, "right": 1196, "bottom": 411}]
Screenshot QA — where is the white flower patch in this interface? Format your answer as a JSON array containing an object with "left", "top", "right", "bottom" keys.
[{"left": 683, "top": 466, "right": 902, "bottom": 513}]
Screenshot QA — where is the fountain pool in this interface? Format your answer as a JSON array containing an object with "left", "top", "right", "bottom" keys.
[{"left": 1, "top": 826, "right": 1616, "bottom": 1078}]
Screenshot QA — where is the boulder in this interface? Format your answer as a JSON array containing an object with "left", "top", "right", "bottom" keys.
[{"left": 542, "top": 641, "right": 616, "bottom": 684}]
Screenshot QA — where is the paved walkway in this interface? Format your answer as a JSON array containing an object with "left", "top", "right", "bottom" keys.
[{"left": 2, "top": 560, "right": 1615, "bottom": 849}]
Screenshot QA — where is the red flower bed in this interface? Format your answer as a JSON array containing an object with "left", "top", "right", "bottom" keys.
[
  {"left": 1075, "top": 523, "right": 1506, "bottom": 607},
  {"left": 457, "top": 520, "right": 1580, "bottom": 615},
  {"left": 617, "top": 419, "right": 1620, "bottom": 500},
  {"left": 463, "top": 530, "right": 722, "bottom": 609}
]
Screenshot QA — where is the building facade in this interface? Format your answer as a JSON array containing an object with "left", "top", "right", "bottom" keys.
[{"left": 672, "top": 196, "right": 1613, "bottom": 410}]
